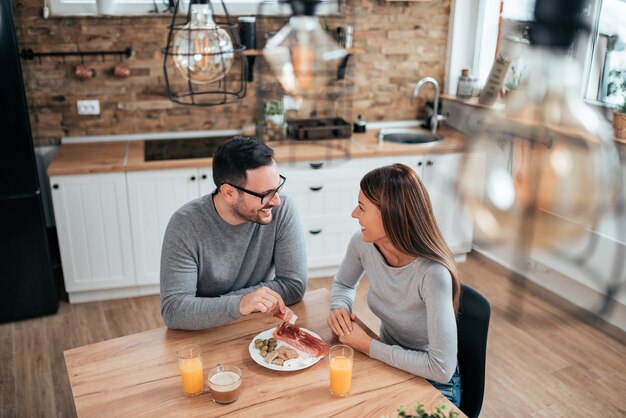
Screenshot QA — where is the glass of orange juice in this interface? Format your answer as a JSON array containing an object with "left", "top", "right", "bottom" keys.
[
  {"left": 329, "top": 344, "right": 354, "bottom": 397},
  {"left": 177, "top": 344, "right": 203, "bottom": 396}
]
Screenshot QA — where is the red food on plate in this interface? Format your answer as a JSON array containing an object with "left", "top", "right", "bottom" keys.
[
  {"left": 273, "top": 306, "right": 297, "bottom": 324},
  {"left": 273, "top": 322, "right": 329, "bottom": 358}
]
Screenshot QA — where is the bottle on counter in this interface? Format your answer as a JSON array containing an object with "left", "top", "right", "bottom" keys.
[
  {"left": 353, "top": 114, "right": 367, "bottom": 133},
  {"left": 456, "top": 67, "right": 474, "bottom": 99}
]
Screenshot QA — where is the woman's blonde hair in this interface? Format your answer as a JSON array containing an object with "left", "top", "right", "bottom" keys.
[{"left": 360, "top": 163, "right": 461, "bottom": 314}]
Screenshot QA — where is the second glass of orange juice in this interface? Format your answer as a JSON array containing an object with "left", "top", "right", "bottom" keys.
[
  {"left": 329, "top": 344, "right": 354, "bottom": 397},
  {"left": 177, "top": 344, "right": 203, "bottom": 396}
]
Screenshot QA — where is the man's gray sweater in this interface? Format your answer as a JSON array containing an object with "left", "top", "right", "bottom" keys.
[{"left": 160, "top": 193, "right": 307, "bottom": 330}]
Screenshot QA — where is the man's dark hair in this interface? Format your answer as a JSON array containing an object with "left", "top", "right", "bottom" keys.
[{"left": 212, "top": 136, "right": 275, "bottom": 188}]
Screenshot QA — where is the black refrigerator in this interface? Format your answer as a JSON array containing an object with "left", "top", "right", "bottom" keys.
[{"left": 0, "top": 0, "right": 58, "bottom": 323}]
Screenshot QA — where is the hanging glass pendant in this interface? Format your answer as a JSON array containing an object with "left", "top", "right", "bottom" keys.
[
  {"left": 163, "top": 0, "right": 246, "bottom": 106},
  {"left": 263, "top": 0, "right": 347, "bottom": 99},
  {"left": 459, "top": 1, "right": 622, "bottom": 250}
]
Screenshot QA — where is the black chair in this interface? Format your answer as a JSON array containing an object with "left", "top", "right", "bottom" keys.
[{"left": 457, "top": 284, "right": 491, "bottom": 418}]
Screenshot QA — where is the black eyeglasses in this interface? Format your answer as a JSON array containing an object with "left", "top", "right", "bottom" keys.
[{"left": 225, "top": 175, "right": 286, "bottom": 205}]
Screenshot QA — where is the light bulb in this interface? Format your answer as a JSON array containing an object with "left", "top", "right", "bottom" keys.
[
  {"left": 172, "top": 2, "right": 233, "bottom": 84},
  {"left": 292, "top": 44, "right": 314, "bottom": 91},
  {"left": 459, "top": 49, "right": 621, "bottom": 250}
]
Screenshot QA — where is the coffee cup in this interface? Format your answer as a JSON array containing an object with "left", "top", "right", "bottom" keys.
[{"left": 208, "top": 364, "right": 242, "bottom": 404}]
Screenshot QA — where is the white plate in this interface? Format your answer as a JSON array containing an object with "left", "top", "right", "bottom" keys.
[{"left": 248, "top": 327, "right": 323, "bottom": 372}]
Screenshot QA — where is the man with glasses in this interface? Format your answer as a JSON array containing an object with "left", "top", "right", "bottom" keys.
[{"left": 160, "top": 136, "right": 307, "bottom": 330}]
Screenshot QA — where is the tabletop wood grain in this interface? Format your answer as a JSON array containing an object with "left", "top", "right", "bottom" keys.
[{"left": 64, "top": 288, "right": 465, "bottom": 417}]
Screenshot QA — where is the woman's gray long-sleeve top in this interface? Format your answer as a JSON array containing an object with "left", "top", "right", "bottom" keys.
[{"left": 331, "top": 232, "right": 457, "bottom": 383}]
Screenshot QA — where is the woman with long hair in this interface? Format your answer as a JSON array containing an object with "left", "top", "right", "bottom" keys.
[{"left": 327, "top": 163, "right": 462, "bottom": 406}]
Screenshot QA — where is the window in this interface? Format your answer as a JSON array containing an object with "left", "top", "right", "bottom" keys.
[
  {"left": 446, "top": 0, "right": 534, "bottom": 95},
  {"left": 47, "top": 0, "right": 337, "bottom": 17},
  {"left": 583, "top": 0, "right": 626, "bottom": 106},
  {"left": 446, "top": 0, "right": 626, "bottom": 109}
]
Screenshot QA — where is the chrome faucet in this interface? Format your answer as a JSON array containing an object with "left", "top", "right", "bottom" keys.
[{"left": 412, "top": 77, "right": 440, "bottom": 134}]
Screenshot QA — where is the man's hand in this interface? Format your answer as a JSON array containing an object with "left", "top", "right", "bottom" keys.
[
  {"left": 327, "top": 307, "right": 356, "bottom": 337},
  {"left": 239, "top": 286, "right": 286, "bottom": 316}
]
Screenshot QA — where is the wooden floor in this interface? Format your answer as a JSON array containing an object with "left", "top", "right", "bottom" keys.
[{"left": 1, "top": 253, "right": 625, "bottom": 417}]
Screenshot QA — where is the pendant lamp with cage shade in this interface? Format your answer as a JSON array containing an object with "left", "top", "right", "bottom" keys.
[{"left": 163, "top": 0, "right": 247, "bottom": 106}]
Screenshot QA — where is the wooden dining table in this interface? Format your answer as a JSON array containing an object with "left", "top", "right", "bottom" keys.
[{"left": 64, "top": 288, "right": 465, "bottom": 417}]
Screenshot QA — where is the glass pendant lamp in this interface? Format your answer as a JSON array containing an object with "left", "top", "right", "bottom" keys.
[
  {"left": 459, "top": 0, "right": 622, "bottom": 251},
  {"left": 163, "top": 0, "right": 246, "bottom": 106},
  {"left": 262, "top": 0, "right": 347, "bottom": 99}
]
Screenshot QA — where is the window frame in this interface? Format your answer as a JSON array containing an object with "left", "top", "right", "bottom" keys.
[
  {"left": 446, "top": 0, "right": 619, "bottom": 109},
  {"left": 47, "top": 0, "right": 338, "bottom": 17}
]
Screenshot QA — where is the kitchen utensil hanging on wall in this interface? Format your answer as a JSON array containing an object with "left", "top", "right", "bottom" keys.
[
  {"left": 113, "top": 62, "right": 131, "bottom": 78},
  {"left": 74, "top": 53, "right": 96, "bottom": 80}
]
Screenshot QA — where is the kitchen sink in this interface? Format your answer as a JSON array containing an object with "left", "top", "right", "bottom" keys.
[{"left": 377, "top": 128, "right": 443, "bottom": 145}]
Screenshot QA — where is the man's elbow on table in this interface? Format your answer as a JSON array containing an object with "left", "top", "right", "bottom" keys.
[
  {"left": 160, "top": 298, "right": 192, "bottom": 331},
  {"left": 282, "top": 276, "right": 307, "bottom": 306}
]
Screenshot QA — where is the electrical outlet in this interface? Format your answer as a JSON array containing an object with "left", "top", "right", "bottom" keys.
[
  {"left": 77, "top": 100, "right": 100, "bottom": 115},
  {"left": 282, "top": 96, "right": 298, "bottom": 111}
]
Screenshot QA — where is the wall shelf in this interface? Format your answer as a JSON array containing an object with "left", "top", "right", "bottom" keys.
[{"left": 20, "top": 47, "right": 132, "bottom": 61}]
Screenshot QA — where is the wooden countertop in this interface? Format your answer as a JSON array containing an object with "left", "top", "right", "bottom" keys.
[
  {"left": 48, "top": 141, "right": 129, "bottom": 175},
  {"left": 48, "top": 126, "right": 467, "bottom": 176},
  {"left": 64, "top": 288, "right": 464, "bottom": 417}
]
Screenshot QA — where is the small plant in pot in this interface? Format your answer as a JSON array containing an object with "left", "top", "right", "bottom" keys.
[
  {"left": 264, "top": 99, "right": 284, "bottom": 124},
  {"left": 614, "top": 94, "right": 626, "bottom": 140},
  {"left": 263, "top": 99, "right": 284, "bottom": 142}
]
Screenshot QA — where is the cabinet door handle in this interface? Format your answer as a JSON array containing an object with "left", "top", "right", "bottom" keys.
[
  {"left": 52, "top": 184, "right": 59, "bottom": 189},
  {"left": 309, "top": 162, "right": 324, "bottom": 169},
  {"left": 309, "top": 186, "right": 323, "bottom": 191},
  {"left": 190, "top": 176, "right": 196, "bottom": 181},
  {"left": 417, "top": 161, "right": 423, "bottom": 167},
  {"left": 201, "top": 174, "right": 208, "bottom": 180},
  {"left": 309, "top": 229, "right": 322, "bottom": 235},
  {"left": 426, "top": 160, "right": 433, "bottom": 166}
]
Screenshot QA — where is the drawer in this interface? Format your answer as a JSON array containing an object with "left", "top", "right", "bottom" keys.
[{"left": 301, "top": 216, "right": 360, "bottom": 268}]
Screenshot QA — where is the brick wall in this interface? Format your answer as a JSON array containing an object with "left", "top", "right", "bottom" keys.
[{"left": 12, "top": 0, "right": 450, "bottom": 146}]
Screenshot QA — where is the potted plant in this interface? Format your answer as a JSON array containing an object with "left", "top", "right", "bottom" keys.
[
  {"left": 387, "top": 400, "right": 460, "bottom": 418},
  {"left": 263, "top": 99, "right": 284, "bottom": 142},
  {"left": 264, "top": 99, "right": 284, "bottom": 124},
  {"left": 614, "top": 94, "right": 626, "bottom": 140}
]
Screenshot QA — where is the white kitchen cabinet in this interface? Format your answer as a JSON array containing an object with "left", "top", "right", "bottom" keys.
[
  {"left": 357, "top": 152, "right": 476, "bottom": 258},
  {"left": 281, "top": 160, "right": 367, "bottom": 275},
  {"left": 419, "top": 153, "right": 474, "bottom": 256},
  {"left": 50, "top": 173, "right": 136, "bottom": 302},
  {"left": 127, "top": 168, "right": 214, "bottom": 285},
  {"left": 280, "top": 153, "right": 476, "bottom": 273}
]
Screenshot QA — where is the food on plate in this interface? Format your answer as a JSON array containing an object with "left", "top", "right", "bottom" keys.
[
  {"left": 273, "top": 306, "right": 297, "bottom": 324},
  {"left": 264, "top": 346, "right": 300, "bottom": 366},
  {"left": 254, "top": 338, "right": 277, "bottom": 357},
  {"left": 273, "top": 322, "right": 330, "bottom": 358}
]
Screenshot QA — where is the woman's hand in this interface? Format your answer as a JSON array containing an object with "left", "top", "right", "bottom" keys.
[
  {"left": 327, "top": 307, "right": 355, "bottom": 337},
  {"left": 339, "top": 320, "right": 372, "bottom": 356},
  {"left": 328, "top": 309, "right": 373, "bottom": 356}
]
